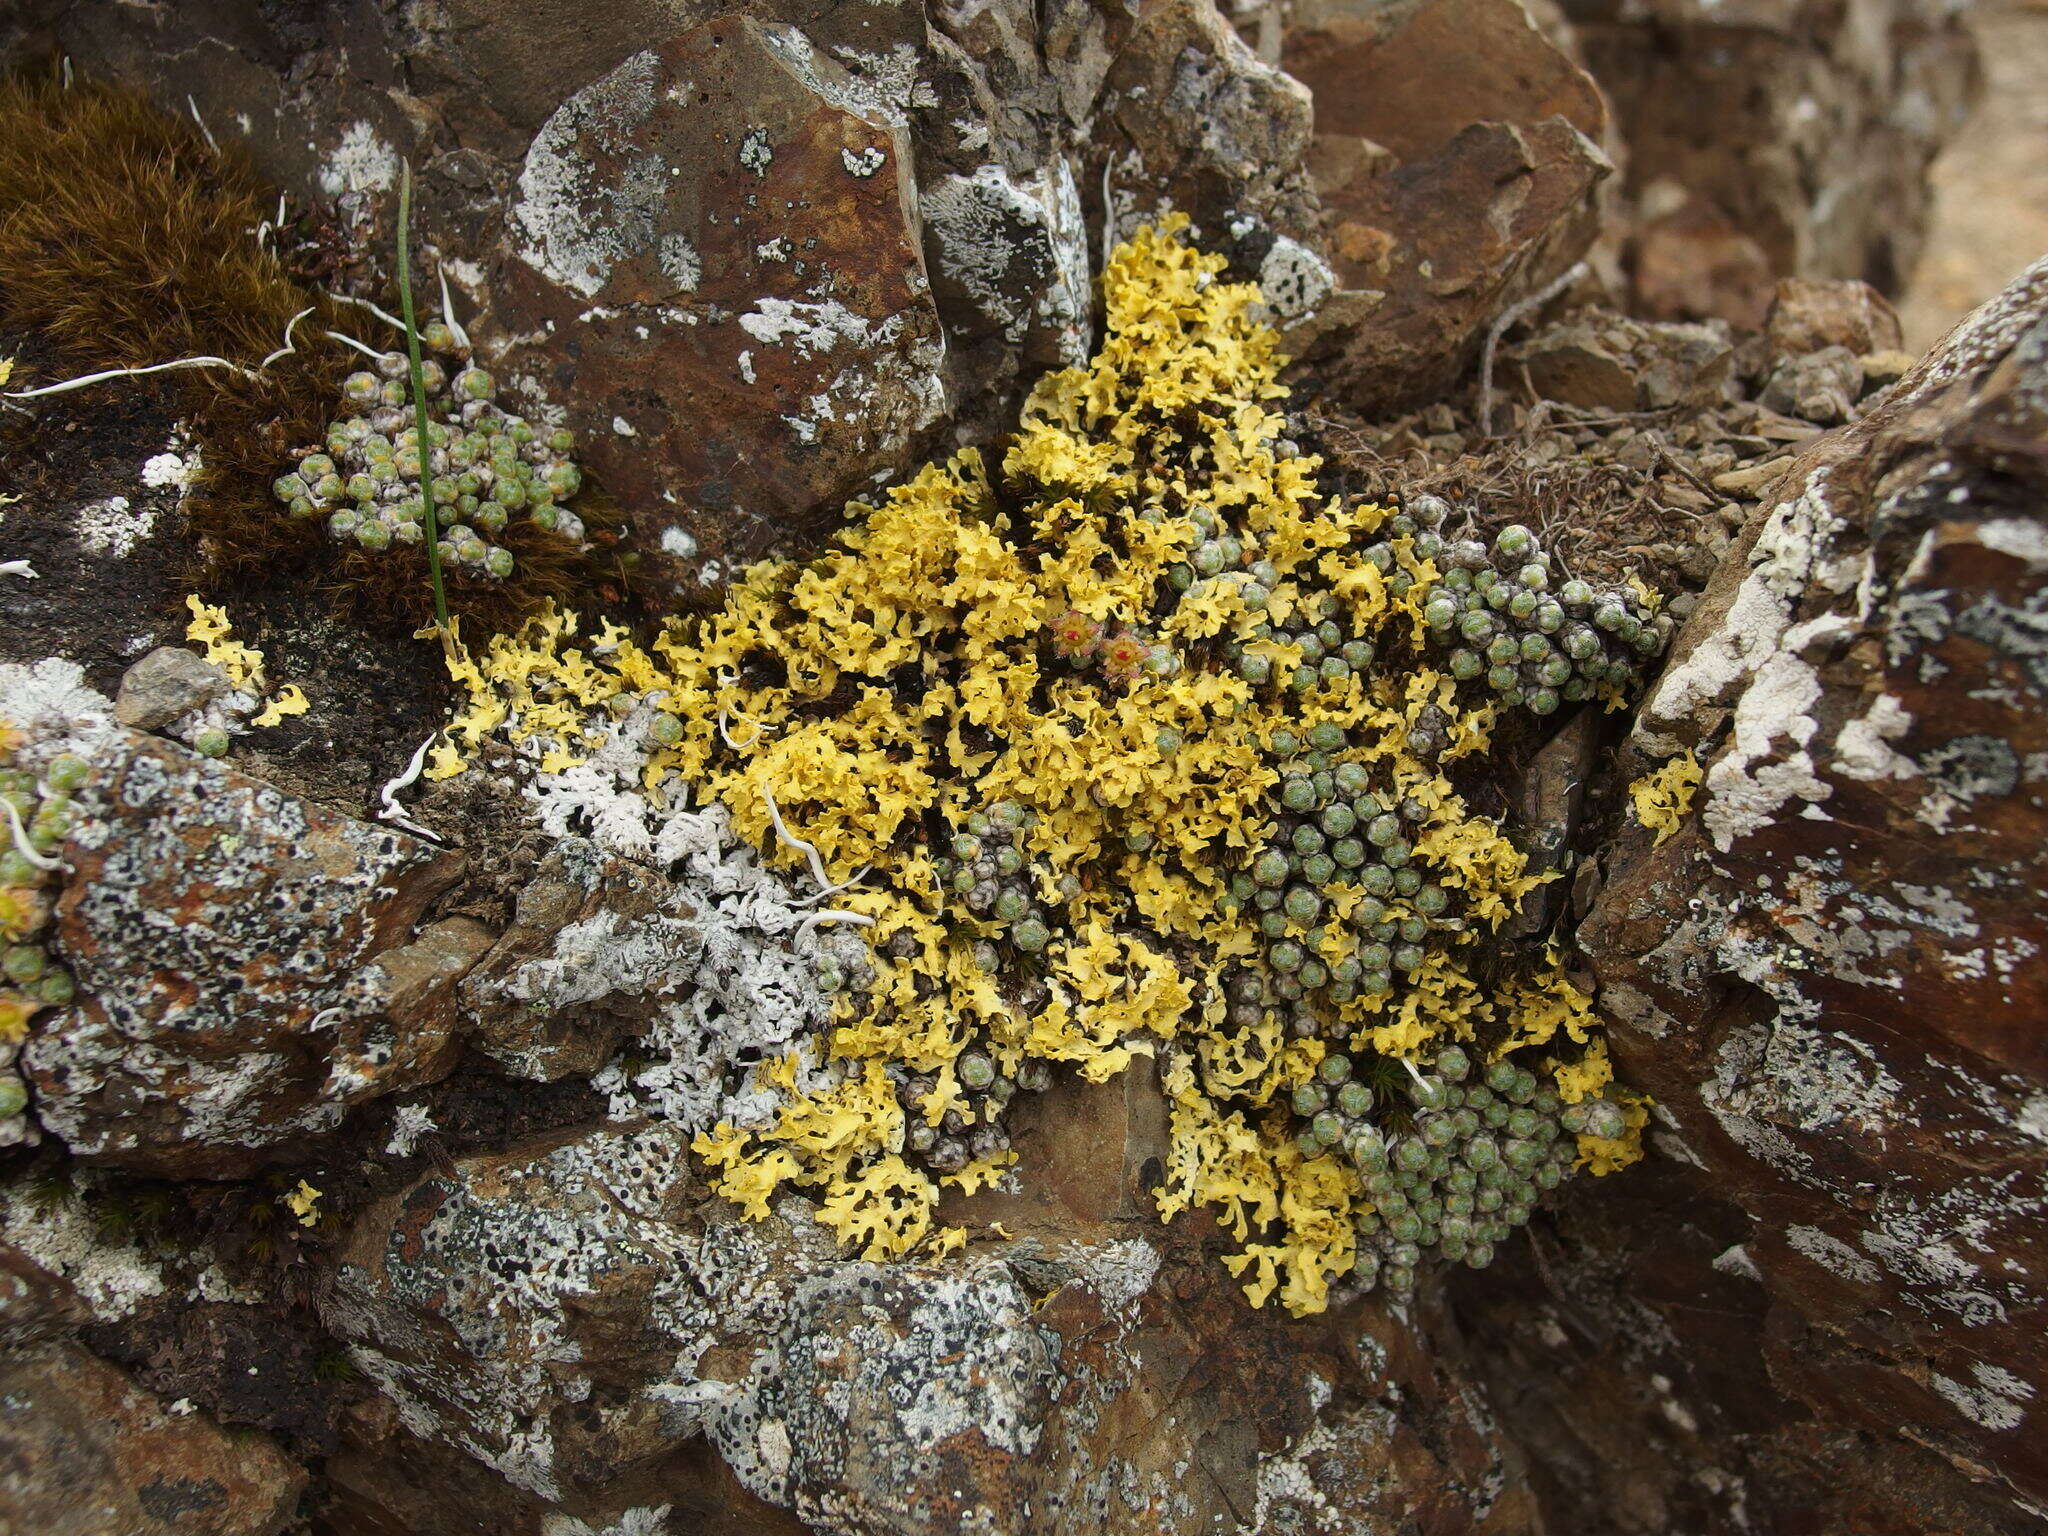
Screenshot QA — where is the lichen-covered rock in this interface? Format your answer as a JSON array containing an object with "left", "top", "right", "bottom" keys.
[
  {"left": 1097, "top": 0, "right": 1318, "bottom": 251},
  {"left": 25, "top": 731, "right": 464, "bottom": 1176},
  {"left": 320, "top": 1071, "right": 1543, "bottom": 1535},
  {"left": 458, "top": 839, "right": 692, "bottom": 1081},
  {"left": 0, "top": 1341, "right": 306, "bottom": 1536},
  {"left": 319, "top": 1120, "right": 841, "bottom": 1504},
  {"left": 496, "top": 17, "right": 948, "bottom": 586},
  {"left": 1571, "top": 258, "right": 2048, "bottom": 1521}
]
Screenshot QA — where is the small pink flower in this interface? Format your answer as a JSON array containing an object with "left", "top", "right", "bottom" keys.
[
  {"left": 1049, "top": 608, "right": 1103, "bottom": 660},
  {"left": 1097, "top": 631, "right": 1150, "bottom": 686}
]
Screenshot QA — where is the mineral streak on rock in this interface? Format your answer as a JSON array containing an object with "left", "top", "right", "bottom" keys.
[{"left": 25, "top": 732, "right": 464, "bottom": 1177}]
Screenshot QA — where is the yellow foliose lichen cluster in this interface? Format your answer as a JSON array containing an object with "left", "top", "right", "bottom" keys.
[
  {"left": 432, "top": 219, "right": 1652, "bottom": 1313},
  {"left": 1629, "top": 750, "right": 1702, "bottom": 846}
]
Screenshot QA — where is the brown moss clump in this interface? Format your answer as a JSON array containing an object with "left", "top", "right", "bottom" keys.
[{"left": 0, "top": 69, "right": 630, "bottom": 634}]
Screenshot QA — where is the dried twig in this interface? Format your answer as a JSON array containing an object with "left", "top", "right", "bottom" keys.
[{"left": 1477, "top": 260, "right": 1589, "bottom": 437}]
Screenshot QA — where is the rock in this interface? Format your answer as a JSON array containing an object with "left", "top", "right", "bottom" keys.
[
  {"left": 1285, "top": 0, "right": 1607, "bottom": 160},
  {"left": 1627, "top": 190, "right": 1784, "bottom": 331},
  {"left": 0, "top": 1236, "right": 90, "bottom": 1347},
  {"left": 1576, "top": 0, "right": 1980, "bottom": 325},
  {"left": 318, "top": 1120, "right": 832, "bottom": 1505},
  {"left": 1512, "top": 313, "right": 1734, "bottom": 413},
  {"left": 1098, "top": 0, "right": 1319, "bottom": 254},
  {"left": 112, "top": 646, "right": 229, "bottom": 732},
  {"left": 495, "top": 17, "right": 948, "bottom": 586},
  {"left": 1282, "top": 0, "right": 1612, "bottom": 412},
  {"left": 336, "top": 916, "right": 496, "bottom": 1098},
  {"left": 0, "top": 1341, "right": 305, "bottom": 1536},
  {"left": 457, "top": 838, "right": 692, "bottom": 1081},
  {"left": 1764, "top": 276, "right": 1905, "bottom": 360},
  {"left": 321, "top": 1091, "right": 1541, "bottom": 1533},
  {"left": 1708, "top": 454, "right": 1796, "bottom": 497},
  {"left": 1572, "top": 257, "right": 2048, "bottom": 1522},
  {"left": 1757, "top": 343, "right": 1863, "bottom": 426},
  {"left": 24, "top": 731, "right": 463, "bottom": 1177}
]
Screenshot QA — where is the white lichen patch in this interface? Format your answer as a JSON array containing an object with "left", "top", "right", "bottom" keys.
[
  {"left": 1785, "top": 1224, "right": 1883, "bottom": 1285},
  {"left": 840, "top": 145, "right": 885, "bottom": 178},
  {"left": 73, "top": 494, "right": 156, "bottom": 559},
  {"left": 1640, "top": 469, "right": 1862, "bottom": 848},
  {"left": 1930, "top": 1359, "right": 2034, "bottom": 1431},
  {"left": 0, "top": 656, "right": 117, "bottom": 769},
  {"left": 922, "top": 160, "right": 1092, "bottom": 364},
  {"left": 0, "top": 1181, "right": 166, "bottom": 1321},
  {"left": 319, "top": 120, "right": 399, "bottom": 196},
  {"left": 141, "top": 445, "right": 198, "bottom": 492},
  {"left": 385, "top": 1102, "right": 438, "bottom": 1157},
  {"left": 1256, "top": 236, "right": 1335, "bottom": 322},
  {"left": 1832, "top": 692, "right": 1918, "bottom": 781},
  {"left": 1062, "top": 1238, "right": 1161, "bottom": 1315},
  {"left": 513, "top": 51, "right": 668, "bottom": 300}
]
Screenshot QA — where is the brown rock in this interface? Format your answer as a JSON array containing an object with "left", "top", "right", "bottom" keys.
[
  {"left": 1630, "top": 194, "right": 1780, "bottom": 331},
  {"left": 332, "top": 916, "right": 495, "bottom": 1102},
  {"left": 0, "top": 1237, "right": 89, "bottom": 1347},
  {"left": 1281, "top": 0, "right": 1612, "bottom": 411},
  {"left": 457, "top": 838, "right": 692, "bottom": 1080},
  {"left": 1317, "top": 117, "right": 1610, "bottom": 412},
  {"left": 495, "top": 16, "right": 948, "bottom": 587},
  {"left": 1512, "top": 313, "right": 1734, "bottom": 413},
  {"left": 1573, "top": 256, "right": 2048, "bottom": 1521},
  {"left": 1708, "top": 454, "right": 1796, "bottom": 496},
  {"left": 1764, "top": 276, "right": 1905, "bottom": 360},
  {"left": 1286, "top": 0, "right": 1607, "bottom": 159},
  {"left": 23, "top": 732, "right": 463, "bottom": 1177},
  {"left": 0, "top": 1342, "right": 305, "bottom": 1536}
]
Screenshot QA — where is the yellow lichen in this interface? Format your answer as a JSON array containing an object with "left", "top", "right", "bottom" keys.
[
  {"left": 184, "top": 595, "right": 266, "bottom": 691},
  {"left": 251, "top": 685, "right": 308, "bottom": 727},
  {"left": 1629, "top": 751, "right": 1702, "bottom": 846},
  {"left": 285, "top": 1180, "right": 322, "bottom": 1227},
  {"left": 434, "top": 218, "right": 1652, "bottom": 1312}
]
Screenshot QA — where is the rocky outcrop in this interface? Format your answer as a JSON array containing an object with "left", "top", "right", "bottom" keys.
[
  {"left": 1579, "top": 0, "right": 1980, "bottom": 326},
  {"left": 316, "top": 1071, "right": 1543, "bottom": 1535},
  {"left": 1554, "top": 259, "right": 2048, "bottom": 1524},
  {"left": 25, "top": 732, "right": 465, "bottom": 1177}
]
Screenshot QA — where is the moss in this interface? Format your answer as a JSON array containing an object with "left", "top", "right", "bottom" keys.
[
  {"left": 0, "top": 70, "right": 628, "bottom": 635},
  {"left": 428, "top": 219, "right": 1651, "bottom": 1311}
]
